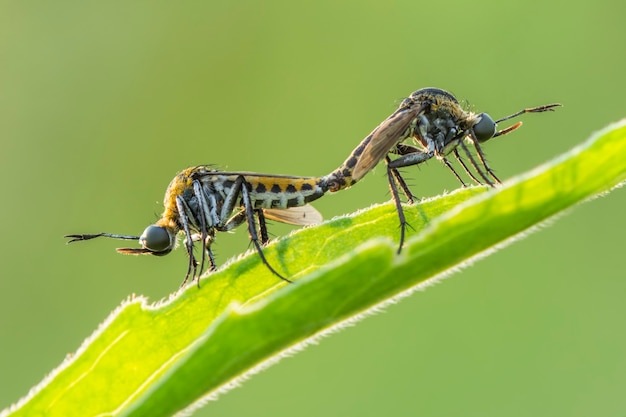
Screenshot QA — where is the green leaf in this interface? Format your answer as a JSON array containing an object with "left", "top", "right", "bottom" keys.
[{"left": 5, "top": 120, "right": 626, "bottom": 417}]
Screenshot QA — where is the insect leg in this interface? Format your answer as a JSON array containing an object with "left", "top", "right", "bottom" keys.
[
  {"left": 219, "top": 177, "right": 243, "bottom": 223},
  {"left": 215, "top": 176, "right": 253, "bottom": 231},
  {"left": 220, "top": 209, "right": 247, "bottom": 232},
  {"left": 256, "top": 209, "right": 270, "bottom": 245},
  {"left": 389, "top": 167, "right": 415, "bottom": 203},
  {"left": 439, "top": 154, "right": 470, "bottom": 187},
  {"left": 462, "top": 133, "right": 502, "bottom": 185},
  {"left": 175, "top": 195, "right": 199, "bottom": 287},
  {"left": 192, "top": 181, "right": 210, "bottom": 283},
  {"left": 387, "top": 169, "right": 407, "bottom": 253},
  {"left": 456, "top": 141, "right": 496, "bottom": 186},
  {"left": 238, "top": 177, "right": 291, "bottom": 283},
  {"left": 452, "top": 149, "right": 481, "bottom": 185},
  {"left": 470, "top": 139, "right": 502, "bottom": 184},
  {"left": 216, "top": 176, "right": 255, "bottom": 232},
  {"left": 386, "top": 148, "right": 434, "bottom": 170},
  {"left": 385, "top": 156, "right": 414, "bottom": 253},
  {"left": 386, "top": 148, "right": 434, "bottom": 198},
  {"left": 385, "top": 145, "right": 418, "bottom": 202},
  {"left": 390, "top": 143, "right": 420, "bottom": 156}
]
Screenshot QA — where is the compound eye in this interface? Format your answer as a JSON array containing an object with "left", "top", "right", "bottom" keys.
[
  {"left": 473, "top": 113, "right": 496, "bottom": 142},
  {"left": 139, "top": 225, "right": 172, "bottom": 253}
]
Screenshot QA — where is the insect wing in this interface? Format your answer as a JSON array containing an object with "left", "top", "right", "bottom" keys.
[
  {"left": 352, "top": 103, "right": 426, "bottom": 181},
  {"left": 263, "top": 205, "right": 323, "bottom": 226}
]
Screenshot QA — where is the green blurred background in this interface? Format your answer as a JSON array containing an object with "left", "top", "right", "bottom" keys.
[{"left": 2, "top": 0, "right": 625, "bottom": 415}]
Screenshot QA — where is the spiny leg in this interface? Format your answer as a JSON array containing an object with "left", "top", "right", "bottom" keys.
[
  {"left": 175, "top": 196, "right": 199, "bottom": 287},
  {"left": 440, "top": 155, "right": 470, "bottom": 187},
  {"left": 452, "top": 149, "right": 482, "bottom": 185},
  {"left": 385, "top": 156, "right": 411, "bottom": 253},
  {"left": 388, "top": 149, "right": 417, "bottom": 204},
  {"left": 389, "top": 141, "right": 484, "bottom": 188},
  {"left": 205, "top": 242, "right": 217, "bottom": 272},
  {"left": 238, "top": 177, "right": 291, "bottom": 283},
  {"left": 387, "top": 139, "right": 492, "bottom": 187},
  {"left": 469, "top": 137, "right": 502, "bottom": 184},
  {"left": 387, "top": 145, "right": 434, "bottom": 173},
  {"left": 192, "top": 180, "right": 221, "bottom": 283},
  {"left": 386, "top": 148, "right": 433, "bottom": 201},
  {"left": 390, "top": 168, "right": 415, "bottom": 202},
  {"left": 192, "top": 181, "right": 210, "bottom": 284},
  {"left": 457, "top": 141, "right": 495, "bottom": 186},
  {"left": 221, "top": 209, "right": 247, "bottom": 232},
  {"left": 217, "top": 178, "right": 285, "bottom": 278},
  {"left": 256, "top": 209, "right": 270, "bottom": 245},
  {"left": 391, "top": 143, "right": 420, "bottom": 157}
]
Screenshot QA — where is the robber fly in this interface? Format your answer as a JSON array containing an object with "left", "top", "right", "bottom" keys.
[
  {"left": 66, "top": 166, "right": 332, "bottom": 287},
  {"left": 322, "top": 87, "right": 561, "bottom": 251}
]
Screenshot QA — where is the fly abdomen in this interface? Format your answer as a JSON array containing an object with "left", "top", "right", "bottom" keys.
[{"left": 247, "top": 178, "right": 325, "bottom": 209}]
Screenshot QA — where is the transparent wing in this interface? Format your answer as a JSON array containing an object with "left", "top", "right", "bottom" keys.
[
  {"left": 263, "top": 205, "right": 323, "bottom": 226},
  {"left": 352, "top": 103, "right": 427, "bottom": 181}
]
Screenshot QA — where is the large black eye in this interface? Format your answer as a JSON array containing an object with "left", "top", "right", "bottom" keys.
[
  {"left": 139, "top": 225, "right": 172, "bottom": 253},
  {"left": 473, "top": 113, "right": 496, "bottom": 142}
]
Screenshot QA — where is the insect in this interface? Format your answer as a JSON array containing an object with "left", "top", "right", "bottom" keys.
[
  {"left": 66, "top": 167, "right": 330, "bottom": 287},
  {"left": 322, "top": 87, "right": 561, "bottom": 251},
  {"left": 66, "top": 88, "right": 560, "bottom": 287}
]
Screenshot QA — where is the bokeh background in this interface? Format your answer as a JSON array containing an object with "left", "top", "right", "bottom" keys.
[{"left": 2, "top": 1, "right": 625, "bottom": 416}]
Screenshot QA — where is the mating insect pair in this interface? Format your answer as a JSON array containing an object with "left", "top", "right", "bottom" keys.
[{"left": 66, "top": 88, "right": 560, "bottom": 287}]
